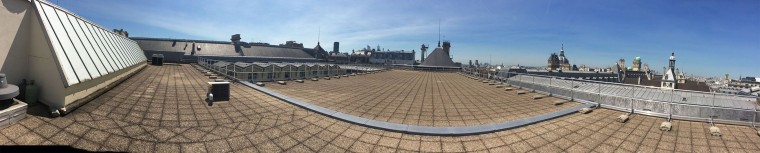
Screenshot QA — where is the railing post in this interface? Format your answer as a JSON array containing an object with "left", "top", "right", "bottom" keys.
[
  {"left": 632, "top": 85, "right": 637, "bottom": 112},
  {"left": 711, "top": 92, "right": 716, "bottom": 123},
  {"left": 532, "top": 75, "right": 536, "bottom": 92},
  {"left": 629, "top": 85, "right": 634, "bottom": 113},
  {"left": 597, "top": 82, "right": 602, "bottom": 105},
  {"left": 518, "top": 73, "right": 523, "bottom": 89},
  {"left": 549, "top": 75, "right": 553, "bottom": 96},
  {"left": 753, "top": 106, "right": 757, "bottom": 128},
  {"left": 570, "top": 78, "right": 575, "bottom": 101},
  {"left": 631, "top": 85, "right": 635, "bottom": 99},
  {"left": 668, "top": 89, "right": 674, "bottom": 121}
]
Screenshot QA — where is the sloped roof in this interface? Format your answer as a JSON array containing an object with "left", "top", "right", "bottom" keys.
[
  {"left": 241, "top": 46, "right": 313, "bottom": 58},
  {"left": 233, "top": 62, "right": 253, "bottom": 68},
  {"left": 33, "top": 0, "right": 147, "bottom": 86},
  {"left": 419, "top": 48, "right": 457, "bottom": 67},
  {"left": 623, "top": 76, "right": 711, "bottom": 92},
  {"left": 134, "top": 39, "right": 193, "bottom": 54},
  {"left": 663, "top": 68, "right": 676, "bottom": 82},
  {"left": 252, "top": 63, "right": 273, "bottom": 67},
  {"left": 135, "top": 39, "right": 233, "bottom": 55},
  {"left": 271, "top": 63, "right": 292, "bottom": 68},
  {"left": 212, "top": 61, "right": 231, "bottom": 67},
  {"left": 134, "top": 38, "right": 315, "bottom": 59},
  {"left": 330, "top": 53, "right": 349, "bottom": 57},
  {"left": 194, "top": 43, "right": 239, "bottom": 56}
]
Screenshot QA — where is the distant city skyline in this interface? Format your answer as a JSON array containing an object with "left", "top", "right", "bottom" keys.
[{"left": 53, "top": 0, "right": 759, "bottom": 78}]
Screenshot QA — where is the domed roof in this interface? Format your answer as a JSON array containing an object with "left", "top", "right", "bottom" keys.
[{"left": 634, "top": 56, "right": 641, "bottom": 61}]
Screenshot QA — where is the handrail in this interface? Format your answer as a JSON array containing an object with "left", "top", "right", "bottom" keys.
[
  {"left": 524, "top": 78, "right": 752, "bottom": 109},
  {"left": 510, "top": 75, "right": 756, "bottom": 109},
  {"left": 498, "top": 71, "right": 758, "bottom": 99},
  {"left": 463, "top": 70, "right": 760, "bottom": 125},
  {"left": 500, "top": 72, "right": 758, "bottom": 105}
]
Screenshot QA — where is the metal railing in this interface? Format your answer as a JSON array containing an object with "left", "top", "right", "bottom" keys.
[
  {"left": 198, "top": 57, "right": 348, "bottom": 82},
  {"left": 337, "top": 64, "right": 386, "bottom": 73},
  {"left": 337, "top": 63, "right": 462, "bottom": 72},
  {"left": 464, "top": 70, "right": 759, "bottom": 126}
]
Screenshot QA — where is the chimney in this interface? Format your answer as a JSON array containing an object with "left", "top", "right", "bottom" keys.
[
  {"left": 191, "top": 42, "right": 196, "bottom": 55},
  {"left": 420, "top": 44, "right": 428, "bottom": 62},
  {"left": 442, "top": 41, "right": 451, "bottom": 55},
  {"left": 231, "top": 34, "right": 242, "bottom": 53}
]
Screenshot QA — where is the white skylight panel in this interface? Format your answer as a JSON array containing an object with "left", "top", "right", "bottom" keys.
[
  {"left": 60, "top": 12, "right": 101, "bottom": 79},
  {"left": 125, "top": 41, "right": 139, "bottom": 64},
  {"left": 124, "top": 38, "right": 139, "bottom": 65},
  {"left": 36, "top": 1, "right": 79, "bottom": 85},
  {"left": 114, "top": 36, "right": 135, "bottom": 66},
  {"left": 52, "top": 7, "right": 92, "bottom": 82},
  {"left": 115, "top": 33, "right": 133, "bottom": 66},
  {"left": 96, "top": 28, "right": 126, "bottom": 69},
  {"left": 33, "top": 0, "right": 148, "bottom": 86},
  {"left": 70, "top": 18, "right": 107, "bottom": 76},
  {"left": 129, "top": 40, "right": 147, "bottom": 61},
  {"left": 106, "top": 30, "right": 131, "bottom": 67},
  {"left": 82, "top": 22, "right": 115, "bottom": 73}
]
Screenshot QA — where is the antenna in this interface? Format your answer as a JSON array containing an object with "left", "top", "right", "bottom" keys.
[
  {"left": 438, "top": 19, "right": 441, "bottom": 47},
  {"left": 318, "top": 26, "right": 321, "bottom": 44}
]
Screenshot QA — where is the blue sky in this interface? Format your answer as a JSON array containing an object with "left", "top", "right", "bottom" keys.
[{"left": 52, "top": 0, "right": 759, "bottom": 78}]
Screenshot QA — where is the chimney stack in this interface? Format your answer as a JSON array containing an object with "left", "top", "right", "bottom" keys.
[
  {"left": 420, "top": 44, "right": 428, "bottom": 62},
  {"left": 442, "top": 41, "right": 451, "bottom": 55},
  {"left": 231, "top": 34, "right": 242, "bottom": 53}
]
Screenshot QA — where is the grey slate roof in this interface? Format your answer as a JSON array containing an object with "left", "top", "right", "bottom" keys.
[
  {"left": 195, "top": 43, "right": 240, "bottom": 56},
  {"left": 420, "top": 48, "right": 458, "bottom": 67},
  {"left": 241, "top": 46, "right": 313, "bottom": 59},
  {"left": 134, "top": 39, "right": 193, "bottom": 54},
  {"left": 134, "top": 38, "right": 315, "bottom": 59}
]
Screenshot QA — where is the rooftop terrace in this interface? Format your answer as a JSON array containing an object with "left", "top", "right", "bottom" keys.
[
  {"left": 267, "top": 70, "right": 579, "bottom": 127},
  {"left": 2, "top": 64, "right": 760, "bottom": 152}
]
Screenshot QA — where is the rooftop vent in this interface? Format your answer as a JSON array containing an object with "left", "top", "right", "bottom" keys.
[{"left": 151, "top": 54, "right": 164, "bottom": 66}]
